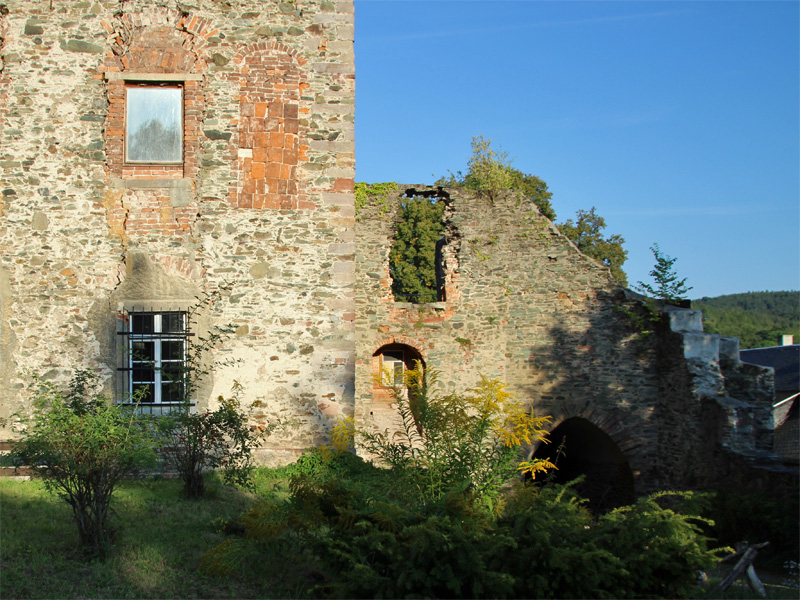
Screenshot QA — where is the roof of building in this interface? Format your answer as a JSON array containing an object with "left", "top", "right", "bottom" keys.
[{"left": 740, "top": 344, "right": 800, "bottom": 393}]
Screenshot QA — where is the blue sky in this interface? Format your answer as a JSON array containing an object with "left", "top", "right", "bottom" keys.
[{"left": 353, "top": 0, "right": 800, "bottom": 299}]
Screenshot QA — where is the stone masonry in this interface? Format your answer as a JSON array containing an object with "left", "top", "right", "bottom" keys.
[
  {"left": 0, "top": 0, "right": 355, "bottom": 465},
  {"left": 355, "top": 186, "right": 781, "bottom": 496},
  {"left": 0, "top": 1, "right": 788, "bottom": 496}
]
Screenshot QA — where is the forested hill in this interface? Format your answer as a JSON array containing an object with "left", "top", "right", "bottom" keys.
[{"left": 692, "top": 291, "right": 799, "bottom": 349}]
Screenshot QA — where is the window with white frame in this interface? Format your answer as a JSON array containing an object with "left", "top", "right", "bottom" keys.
[
  {"left": 125, "top": 84, "right": 183, "bottom": 164},
  {"left": 121, "top": 311, "right": 188, "bottom": 406}
]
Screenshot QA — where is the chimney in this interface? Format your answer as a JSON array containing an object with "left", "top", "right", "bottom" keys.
[{"left": 780, "top": 334, "right": 794, "bottom": 346}]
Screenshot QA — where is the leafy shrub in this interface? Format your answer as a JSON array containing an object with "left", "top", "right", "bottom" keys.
[
  {"left": 158, "top": 382, "right": 273, "bottom": 498},
  {"left": 360, "top": 364, "right": 553, "bottom": 509},
  {"left": 9, "top": 371, "right": 159, "bottom": 555}
]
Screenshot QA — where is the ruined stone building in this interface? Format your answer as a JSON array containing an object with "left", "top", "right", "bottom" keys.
[{"left": 0, "top": 0, "right": 792, "bottom": 504}]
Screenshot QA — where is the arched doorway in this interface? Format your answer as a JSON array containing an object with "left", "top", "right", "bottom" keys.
[
  {"left": 532, "top": 417, "right": 635, "bottom": 513},
  {"left": 370, "top": 344, "right": 425, "bottom": 431}
]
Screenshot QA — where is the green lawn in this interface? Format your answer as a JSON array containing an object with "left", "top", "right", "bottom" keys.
[
  {"left": 0, "top": 475, "right": 285, "bottom": 599},
  {"left": 2, "top": 473, "right": 797, "bottom": 599}
]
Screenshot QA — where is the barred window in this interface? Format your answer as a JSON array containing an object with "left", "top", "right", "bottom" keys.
[{"left": 119, "top": 311, "right": 190, "bottom": 411}]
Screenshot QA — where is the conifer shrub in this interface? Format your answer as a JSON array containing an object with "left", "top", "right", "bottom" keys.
[{"left": 498, "top": 484, "right": 725, "bottom": 599}]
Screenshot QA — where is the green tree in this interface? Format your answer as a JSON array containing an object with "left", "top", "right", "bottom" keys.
[
  {"left": 558, "top": 207, "right": 628, "bottom": 285},
  {"left": 389, "top": 196, "right": 445, "bottom": 303},
  {"left": 437, "top": 136, "right": 556, "bottom": 220},
  {"left": 9, "top": 371, "right": 160, "bottom": 555},
  {"left": 635, "top": 243, "right": 692, "bottom": 304}
]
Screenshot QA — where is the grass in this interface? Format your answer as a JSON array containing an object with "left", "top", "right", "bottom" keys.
[
  {"left": 0, "top": 474, "right": 284, "bottom": 599},
  {"left": 2, "top": 467, "right": 798, "bottom": 599}
]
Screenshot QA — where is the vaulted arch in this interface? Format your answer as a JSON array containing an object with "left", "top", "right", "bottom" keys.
[{"left": 532, "top": 417, "right": 635, "bottom": 512}]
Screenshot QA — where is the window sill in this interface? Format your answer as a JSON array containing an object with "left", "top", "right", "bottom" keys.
[{"left": 110, "top": 177, "right": 190, "bottom": 190}]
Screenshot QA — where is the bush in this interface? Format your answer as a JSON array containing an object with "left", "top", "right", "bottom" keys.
[
  {"left": 359, "top": 364, "right": 553, "bottom": 510},
  {"left": 158, "top": 382, "right": 273, "bottom": 498},
  {"left": 203, "top": 464, "right": 515, "bottom": 599},
  {"left": 200, "top": 367, "right": 726, "bottom": 598},
  {"left": 9, "top": 371, "right": 159, "bottom": 555},
  {"left": 498, "top": 484, "right": 725, "bottom": 599}
]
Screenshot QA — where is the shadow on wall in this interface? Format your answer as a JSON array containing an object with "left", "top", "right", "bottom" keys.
[
  {"left": 532, "top": 417, "right": 636, "bottom": 513},
  {"left": 516, "top": 289, "right": 661, "bottom": 512}
]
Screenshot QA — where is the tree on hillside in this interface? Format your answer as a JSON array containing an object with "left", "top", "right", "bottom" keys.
[
  {"left": 390, "top": 197, "right": 445, "bottom": 303},
  {"left": 558, "top": 207, "right": 628, "bottom": 286},
  {"left": 693, "top": 291, "right": 800, "bottom": 348},
  {"left": 436, "top": 136, "right": 556, "bottom": 220}
]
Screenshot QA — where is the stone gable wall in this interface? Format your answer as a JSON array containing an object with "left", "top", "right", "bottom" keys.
[
  {"left": 0, "top": 0, "right": 355, "bottom": 464},
  {"left": 354, "top": 186, "right": 779, "bottom": 494},
  {"left": 355, "top": 187, "right": 662, "bottom": 491}
]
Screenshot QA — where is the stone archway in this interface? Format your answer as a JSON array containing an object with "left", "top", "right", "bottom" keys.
[
  {"left": 533, "top": 417, "right": 635, "bottom": 513},
  {"left": 369, "top": 343, "right": 425, "bottom": 431}
]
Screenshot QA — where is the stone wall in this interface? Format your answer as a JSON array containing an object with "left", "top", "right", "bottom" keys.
[
  {"left": 0, "top": 0, "right": 355, "bottom": 464},
  {"left": 355, "top": 187, "right": 662, "bottom": 491},
  {"left": 0, "top": 1, "right": 786, "bottom": 494},
  {"left": 355, "top": 186, "right": 782, "bottom": 495}
]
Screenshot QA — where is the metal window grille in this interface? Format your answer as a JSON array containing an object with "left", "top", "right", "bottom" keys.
[{"left": 117, "top": 310, "right": 193, "bottom": 415}]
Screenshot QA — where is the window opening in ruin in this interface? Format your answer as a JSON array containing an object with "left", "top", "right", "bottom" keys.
[
  {"left": 382, "top": 350, "right": 406, "bottom": 386},
  {"left": 389, "top": 195, "right": 445, "bottom": 303},
  {"left": 373, "top": 344, "right": 425, "bottom": 393},
  {"left": 124, "top": 84, "right": 183, "bottom": 164},
  {"left": 118, "top": 311, "right": 191, "bottom": 414}
]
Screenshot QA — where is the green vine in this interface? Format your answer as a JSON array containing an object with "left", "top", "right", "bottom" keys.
[{"left": 354, "top": 181, "right": 398, "bottom": 218}]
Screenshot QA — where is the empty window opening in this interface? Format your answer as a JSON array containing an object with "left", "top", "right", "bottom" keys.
[
  {"left": 125, "top": 84, "right": 183, "bottom": 164},
  {"left": 372, "top": 344, "right": 425, "bottom": 396},
  {"left": 389, "top": 195, "right": 445, "bottom": 303},
  {"left": 118, "top": 310, "right": 192, "bottom": 414},
  {"left": 382, "top": 350, "right": 406, "bottom": 386},
  {"left": 531, "top": 417, "right": 635, "bottom": 513}
]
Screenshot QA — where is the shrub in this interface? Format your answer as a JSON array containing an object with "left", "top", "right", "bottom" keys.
[
  {"left": 9, "top": 371, "right": 159, "bottom": 555},
  {"left": 157, "top": 382, "right": 273, "bottom": 498},
  {"left": 497, "top": 481, "right": 625, "bottom": 599},
  {"left": 203, "top": 464, "right": 515, "bottom": 599},
  {"left": 359, "top": 363, "right": 554, "bottom": 509},
  {"left": 498, "top": 484, "right": 726, "bottom": 599}
]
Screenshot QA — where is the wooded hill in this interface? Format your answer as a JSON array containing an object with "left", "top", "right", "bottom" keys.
[{"left": 692, "top": 291, "right": 799, "bottom": 349}]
